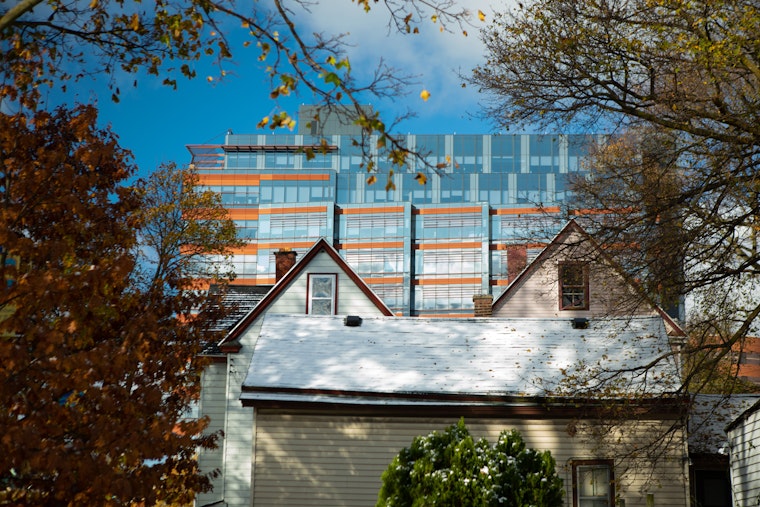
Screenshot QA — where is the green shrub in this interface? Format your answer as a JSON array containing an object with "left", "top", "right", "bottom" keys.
[{"left": 377, "top": 419, "right": 563, "bottom": 507}]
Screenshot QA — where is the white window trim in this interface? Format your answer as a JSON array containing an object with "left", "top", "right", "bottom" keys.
[
  {"left": 307, "top": 273, "right": 337, "bottom": 315},
  {"left": 573, "top": 460, "right": 614, "bottom": 507}
]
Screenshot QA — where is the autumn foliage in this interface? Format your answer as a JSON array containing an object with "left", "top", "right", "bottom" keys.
[{"left": 0, "top": 105, "right": 235, "bottom": 505}]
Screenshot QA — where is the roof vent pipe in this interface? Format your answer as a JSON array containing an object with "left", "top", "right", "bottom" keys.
[
  {"left": 571, "top": 317, "right": 589, "bottom": 329},
  {"left": 344, "top": 315, "right": 362, "bottom": 327}
]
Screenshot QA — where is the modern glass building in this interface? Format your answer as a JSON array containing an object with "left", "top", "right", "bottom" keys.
[{"left": 188, "top": 107, "right": 598, "bottom": 316}]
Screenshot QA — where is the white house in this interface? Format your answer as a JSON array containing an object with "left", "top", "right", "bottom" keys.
[
  {"left": 726, "top": 397, "right": 760, "bottom": 506},
  {"left": 239, "top": 313, "right": 688, "bottom": 507},
  {"left": 195, "top": 223, "right": 694, "bottom": 506},
  {"left": 195, "top": 239, "right": 394, "bottom": 507}
]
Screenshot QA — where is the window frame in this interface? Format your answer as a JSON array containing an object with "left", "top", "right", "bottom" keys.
[
  {"left": 572, "top": 460, "right": 614, "bottom": 507},
  {"left": 306, "top": 273, "right": 337, "bottom": 315},
  {"left": 559, "top": 262, "right": 589, "bottom": 311}
]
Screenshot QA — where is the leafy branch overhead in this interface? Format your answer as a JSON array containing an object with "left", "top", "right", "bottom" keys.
[
  {"left": 471, "top": 0, "right": 760, "bottom": 399},
  {"left": 0, "top": 0, "right": 478, "bottom": 183}
]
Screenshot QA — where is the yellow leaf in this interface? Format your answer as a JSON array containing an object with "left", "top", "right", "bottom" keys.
[
  {"left": 130, "top": 13, "right": 140, "bottom": 31},
  {"left": 415, "top": 173, "right": 427, "bottom": 185},
  {"left": 258, "top": 116, "right": 269, "bottom": 128},
  {"left": 206, "top": 76, "right": 214, "bottom": 82},
  {"left": 463, "top": 30, "right": 468, "bottom": 37},
  {"left": 367, "top": 175, "right": 377, "bottom": 185},
  {"left": 89, "top": 0, "right": 98, "bottom": 7},
  {"left": 420, "top": 89, "right": 431, "bottom": 101},
  {"left": 478, "top": 10, "right": 486, "bottom": 21},
  {"left": 241, "top": 21, "right": 249, "bottom": 28},
  {"left": 431, "top": 14, "right": 438, "bottom": 23}
]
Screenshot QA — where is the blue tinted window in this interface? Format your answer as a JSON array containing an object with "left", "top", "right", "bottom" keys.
[{"left": 491, "top": 135, "right": 520, "bottom": 173}]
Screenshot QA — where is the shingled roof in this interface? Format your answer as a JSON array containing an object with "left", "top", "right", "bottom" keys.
[
  {"left": 241, "top": 314, "right": 681, "bottom": 407},
  {"left": 201, "top": 284, "right": 272, "bottom": 356}
]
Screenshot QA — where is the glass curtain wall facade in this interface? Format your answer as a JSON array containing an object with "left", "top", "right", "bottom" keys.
[{"left": 189, "top": 127, "right": 596, "bottom": 316}]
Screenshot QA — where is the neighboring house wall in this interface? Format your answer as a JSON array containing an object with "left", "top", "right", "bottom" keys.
[
  {"left": 250, "top": 413, "right": 688, "bottom": 507},
  {"left": 728, "top": 402, "right": 760, "bottom": 506},
  {"left": 197, "top": 244, "right": 392, "bottom": 507},
  {"left": 494, "top": 228, "right": 654, "bottom": 320},
  {"left": 197, "top": 320, "right": 263, "bottom": 507},
  {"left": 195, "top": 360, "right": 228, "bottom": 506}
]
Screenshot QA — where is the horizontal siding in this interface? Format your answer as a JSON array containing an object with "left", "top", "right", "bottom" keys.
[
  {"left": 196, "top": 363, "right": 228, "bottom": 506},
  {"left": 729, "top": 412, "right": 760, "bottom": 506},
  {"left": 223, "top": 348, "right": 256, "bottom": 507},
  {"left": 204, "top": 248, "right": 388, "bottom": 507},
  {"left": 252, "top": 413, "right": 687, "bottom": 507},
  {"left": 266, "top": 251, "right": 386, "bottom": 316},
  {"left": 494, "top": 230, "right": 658, "bottom": 319}
]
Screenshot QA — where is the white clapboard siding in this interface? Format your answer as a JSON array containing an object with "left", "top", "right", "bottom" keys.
[
  {"left": 251, "top": 413, "right": 688, "bottom": 507},
  {"left": 199, "top": 248, "right": 388, "bottom": 506},
  {"left": 261, "top": 250, "right": 389, "bottom": 317},
  {"left": 195, "top": 362, "right": 228, "bottom": 507},
  {"left": 729, "top": 408, "right": 760, "bottom": 506}
]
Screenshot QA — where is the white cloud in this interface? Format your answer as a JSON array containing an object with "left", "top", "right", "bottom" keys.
[{"left": 289, "top": 1, "right": 512, "bottom": 131}]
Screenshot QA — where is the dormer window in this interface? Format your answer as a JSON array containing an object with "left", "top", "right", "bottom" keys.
[
  {"left": 307, "top": 274, "right": 337, "bottom": 315},
  {"left": 559, "top": 262, "right": 588, "bottom": 310}
]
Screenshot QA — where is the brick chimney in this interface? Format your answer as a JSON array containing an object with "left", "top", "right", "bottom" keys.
[
  {"left": 273, "top": 248, "right": 298, "bottom": 281},
  {"left": 472, "top": 294, "right": 493, "bottom": 317},
  {"left": 506, "top": 245, "right": 528, "bottom": 283}
]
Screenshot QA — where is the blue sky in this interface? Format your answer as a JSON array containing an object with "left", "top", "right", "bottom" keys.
[{"left": 49, "top": 1, "right": 507, "bottom": 179}]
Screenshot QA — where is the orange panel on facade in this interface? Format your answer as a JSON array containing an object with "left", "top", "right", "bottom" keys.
[
  {"left": 198, "top": 174, "right": 261, "bottom": 185},
  {"left": 415, "top": 277, "right": 482, "bottom": 285},
  {"left": 491, "top": 206, "right": 561, "bottom": 215},
  {"left": 738, "top": 363, "right": 760, "bottom": 380},
  {"left": 229, "top": 277, "right": 277, "bottom": 286},
  {"left": 259, "top": 174, "right": 331, "bottom": 181},
  {"left": 491, "top": 242, "right": 547, "bottom": 250},
  {"left": 362, "top": 277, "right": 404, "bottom": 284},
  {"left": 227, "top": 209, "right": 260, "bottom": 220},
  {"left": 230, "top": 244, "right": 259, "bottom": 254},
  {"left": 741, "top": 337, "right": 760, "bottom": 353}
]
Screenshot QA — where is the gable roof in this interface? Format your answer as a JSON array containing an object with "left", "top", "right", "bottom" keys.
[
  {"left": 241, "top": 314, "right": 681, "bottom": 408},
  {"left": 221, "top": 238, "right": 394, "bottom": 346},
  {"left": 492, "top": 220, "right": 685, "bottom": 336}
]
